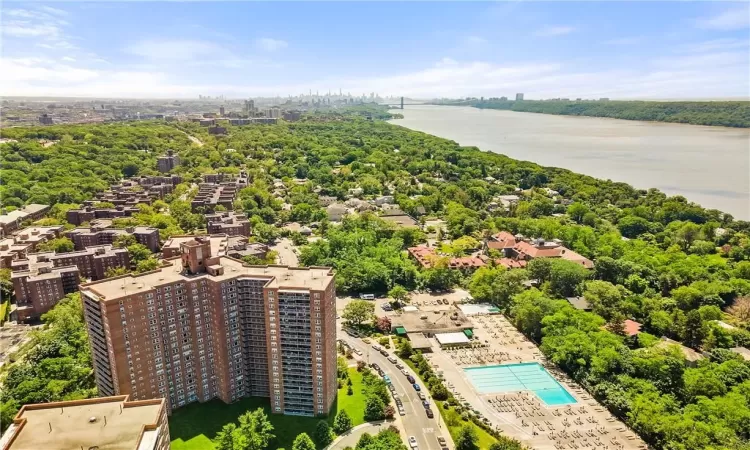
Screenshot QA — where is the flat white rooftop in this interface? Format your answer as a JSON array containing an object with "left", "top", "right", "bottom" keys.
[{"left": 435, "top": 332, "right": 471, "bottom": 346}]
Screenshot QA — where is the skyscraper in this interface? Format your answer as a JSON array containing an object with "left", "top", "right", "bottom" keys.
[{"left": 80, "top": 238, "right": 337, "bottom": 416}]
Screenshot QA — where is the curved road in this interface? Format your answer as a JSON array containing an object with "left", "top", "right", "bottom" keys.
[
  {"left": 340, "top": 332, "right": 453, "bottom": 450},
  {"left": 326, "top": 421, "right": 387, "bottom": 449}
]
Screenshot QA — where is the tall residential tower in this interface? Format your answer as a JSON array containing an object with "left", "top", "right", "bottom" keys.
[{"left": 80, "top": 237, "right": 337, "bottom": 416}]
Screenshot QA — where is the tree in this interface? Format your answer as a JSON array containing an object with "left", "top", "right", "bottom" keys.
[
  {"left": 430, "top": 382, "right": 449, "bottom": 400},
  {"left": 37, "top": 237, "right": 74, "bottom": 253},
  {"left": 387, "top": 285, "right": 410, "bottom": 304},
  {"left": 729, "top": 296, "right": 750, "bottom": 322},
  {"left": 584, "top": 280, "right": 624, "bottom": 320},
  {"left": 684, "top": 310, "right": 706, "bottom": 349},
  {"left": 292, "top": 433, "right": 316, "bottom": 450},
  {"left": 127, "top": 243, "right": 152, "bottom": 264},
  {"left": 314, "top": 420, "right": 333, "bottom": 447},
  {"left": 469, "top": 266, "right": 528, "bottom": 310},
  {"left": 384, "top": 404, "right": 395, "bottom": 419},
  {"left": 455, "top": 425, "right": 479, "bottom": 450},
  {"left": 113, "top": 233, "right": 137, "bottom": 249},
  {"left": 215, "top": 423, "right": 238, "bottom": 450},
  {"left": 355, "top": 433, "right": 374, "bottom": 450},
  {"left": 333, "top": 410, "right": 353, "bottom": 433},
  {"left": 567, "top": 202, "right": 589, "bottom": 224},
  {"left": 548, "top": 259, "right": 590, "bottom": 298},
  {"left": 375, "top": 316, "right": 391, "bottom": 333},
  {"left": 342, "top": 300, "right": 375, "bottom": 327},
  {"left": 397, "top": 339, "right": 413, "bottom": 359},
  {"left": 135, "top": 258, "right": 160, "bottom": 273},
  {"left": 236, "top": 408, "right": 275, "bottom": 450},
  {"left": 104, "top": 266, "right": 129, "bottom": 278},
  {"left": 488, "top": 437, "right": 524, "bottom": 450},
  {"left": 364, "top": 395, "right": 386, "bottom": 421}
]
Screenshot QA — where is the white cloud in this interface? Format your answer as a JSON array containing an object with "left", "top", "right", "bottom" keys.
[
  {"left": 698, "top": 7, "right": 750, "bottom": 30},
  {"left": 61, "top": 56, "right": 76, "bottom": 62},
  {"left": 2, "top": 22, "right": 60, "bottom": 38},
  {"left": 125, "top": 39, "right": 228, "bottom": 61},
  {"left": 682, "top": 38, "right": 750, "bottom": 53},
  {"left": 534, "top": 26, "right": 575, "bottom": 37},
  {"left": 255, "top": 38, "right": 288, "bottom": 52},
  {"left": 37, "top": 6, "right": 69, "bottom": 17},
  {"left": 436, "top": 57, "right": 458, "bottom": 67},
  {"left": 464, "top": 36, "right": 487, "bottom": 45},
  {"left": 603, "top": 37, "right": 643, "bottom": 45}
]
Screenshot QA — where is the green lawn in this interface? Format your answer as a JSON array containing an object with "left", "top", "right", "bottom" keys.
[
  {"left": 337, "top": 367, "right": 366, "bottom": 426},
  {"left": 170, "top": 367, "right": 368, "bottom": 450},
  {"left": 439, "top": 402, "right": 498, "bottom": 449},
  {"left": 0, "top": 300, "right": 8, "bottom": 325}
]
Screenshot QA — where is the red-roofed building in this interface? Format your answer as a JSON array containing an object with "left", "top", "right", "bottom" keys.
[
  {"left": 623, "top": 319, "right": 642, "bottom": 337},
  {"left": 407, "top": 246, "right": 486, "bottom": 272},
  {"left": 485, "top": 231, "right": 518, "bottom": 257},
  {"left": 510, "top": 240, "right": 594, "bottom": 269},
  {"left": 495, "top": 258, "right": 527, "bottom": 269}
]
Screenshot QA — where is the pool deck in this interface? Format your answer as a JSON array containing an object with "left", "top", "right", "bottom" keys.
[{"left": 427, "top": 314, "right": 647, "bottom": 450}]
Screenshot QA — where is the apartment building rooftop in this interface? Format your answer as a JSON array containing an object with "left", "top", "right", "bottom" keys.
[
  {"left": 0, "top": 396, "right": 165, "bottom": 450},
  {"left": 82, "top": 254, "right": 333, "bottom": 301}
]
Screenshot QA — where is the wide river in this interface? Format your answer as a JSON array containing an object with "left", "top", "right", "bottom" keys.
[{"left": 390, "top": 105, "right": 750, "bottom": 220}]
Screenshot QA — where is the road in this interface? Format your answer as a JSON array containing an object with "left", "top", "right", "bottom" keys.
[
  {"left": 271, "top": 238, "right": 298, "bottom": 266},
  {"left": 341, "top": 332, "right": 451, "bottom": 450},
  {"left": 327, "top": 422, "right": 388, "bottom": 449}
]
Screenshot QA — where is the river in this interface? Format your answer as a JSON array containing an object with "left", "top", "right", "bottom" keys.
[{"left": 390, "top": 105, "right": 750, "bottom": 220}]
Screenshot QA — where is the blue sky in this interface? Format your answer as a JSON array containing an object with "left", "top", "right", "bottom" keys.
[{"left": 2, "top": 1, "right": 749, "bottom": 99}]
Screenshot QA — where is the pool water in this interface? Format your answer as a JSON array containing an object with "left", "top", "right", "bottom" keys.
[{"left": 464, "top": 363, "right": 578, "bottom": 406}]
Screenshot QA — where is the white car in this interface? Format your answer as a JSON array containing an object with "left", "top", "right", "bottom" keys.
[
  {"left": 401, "top": 368, "right": 409, "bottom": 376},
  {"left": 408, "top": 436, "right": 418, "bottom": 449}
]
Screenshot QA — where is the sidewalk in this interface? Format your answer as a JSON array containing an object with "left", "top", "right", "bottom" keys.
[{"left": 324, "top": 421, "right": 388, "bottom": 450}]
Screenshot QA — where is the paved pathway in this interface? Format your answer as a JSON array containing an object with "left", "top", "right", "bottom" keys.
[{"left": 325, "top": 421, "right": 387, "bottom": 449}]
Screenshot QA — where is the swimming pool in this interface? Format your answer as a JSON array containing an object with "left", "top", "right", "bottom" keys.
[{"left": 464, "top": 363, "right": 578, "bottom": 406}]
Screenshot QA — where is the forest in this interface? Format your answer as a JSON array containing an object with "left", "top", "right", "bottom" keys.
[
  {"left": 434, "top": 99, "right": 750, "bottom": 128},
  {"left": 1, "top": 106, "right": 750, "bottom": 449}
]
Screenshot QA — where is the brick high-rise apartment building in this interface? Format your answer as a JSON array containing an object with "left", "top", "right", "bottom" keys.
[{"left": 80, "top": 237, "right": 337, "bottom": 416}]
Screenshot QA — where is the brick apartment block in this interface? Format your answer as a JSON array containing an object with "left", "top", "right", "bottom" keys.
[{"left": 80, "top": 238, "right": 337, "bottom": 416}]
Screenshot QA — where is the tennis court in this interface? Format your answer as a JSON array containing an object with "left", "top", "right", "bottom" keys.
[{"left": 464, "top": 362, "right": 577, "bottom": 406}]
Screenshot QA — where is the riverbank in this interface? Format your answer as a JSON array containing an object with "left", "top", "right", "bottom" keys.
[
  {"left": 433, "top": 100, "right": 750, "bottom": 128},
  {"left": 390, "top": 105, "right": 750, "bottom": 220}
]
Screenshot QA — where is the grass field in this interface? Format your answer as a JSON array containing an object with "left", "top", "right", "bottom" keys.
[
  {"left": 170, "top": 366, "right": 367, "bottom": 450},
  {"left": 0, "top": 300, "right": 8, "bottom": 325},
  {"left": 439, "top": 401, "right": 498, "bottom": 449}
]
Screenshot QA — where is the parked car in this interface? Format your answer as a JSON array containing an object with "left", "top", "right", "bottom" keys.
[
  {"left": 399, "top": 408, "right": 406, "bottom": 416},
  {"left": 372, "top": 344, "right": 381, "bottom": 350},
  {"left": 395, "top": 362, "right": 404, "bottom": 369},
  {"left": 401, "top": 368, "right": 409, "bottom": 376},
  {"left": 408, "top": 436, "right": 418, "bottom": 449},
  {"left": 406, "top": 375, "right": 415, "bottom": 384},
  {"left": 360, "top": 293, "right": 375, "bottom": 300},
  {"left": 425, "top": 408, "right": 434, "bottom": 418},
  {"left": 418, "top": 392, "right": 426, "bottom": 400},
  {"left": 354, "top": 349, "right": 362, "bottom": 356},
  {"left": 381, "top": 304, "right": 392, "bottom": 311},
  {"left": 371, "top": 363, "right": 380, "bottom": 372},
  {"left": 387, "top": 356, "right": 397, "bottom": 364},
  {"left": 437, "top": 436, "right": 448, "bottom": 450},
  {"left": 379, "top": 349, "right": 389, "bottom": 357},
  {"left": 413, "top": 383, "right": 421, "bottom": 391},
  {"left": 422, "top": 400, "right": 430, "bottom": 409}
]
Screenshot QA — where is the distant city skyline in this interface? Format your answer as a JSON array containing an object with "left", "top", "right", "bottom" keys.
[{"left": 1, "top": 2, "right": 749, "bottom": 99}]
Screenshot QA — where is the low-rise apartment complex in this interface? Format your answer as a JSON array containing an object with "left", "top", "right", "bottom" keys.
[
  {"left": 205, "top": 211, "right": 251, "bottom": 236},
  {"left": 0, "top": 396, "right": 169, "bottom": 450},
  {"left": 0, "top": 226, "right": 64, "bottom": 268},
  {"left": 80, "top": 239, "right": 337, "bottom": 416},
  {"left": 0, "top": 204, "right": 49, "bottom": 238},
  {"left": 66, "top": 226, "right": 160, "bottom": 252}
]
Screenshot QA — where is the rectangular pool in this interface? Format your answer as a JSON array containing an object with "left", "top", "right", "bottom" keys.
[{"left": 464, "top": 363, "right": 577, "bottom": 406}]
